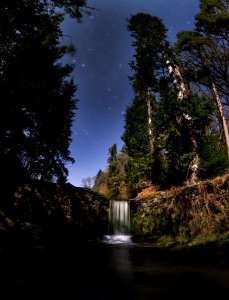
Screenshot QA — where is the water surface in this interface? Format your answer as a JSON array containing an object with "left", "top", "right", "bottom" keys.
[{"left": 1, "top": 241, "right": 229, "bottom": 299}]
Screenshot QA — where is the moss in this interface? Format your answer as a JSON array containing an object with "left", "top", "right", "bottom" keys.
[
  {"left": 131, "top": 173, "right": 229, "bottom": 246},
  {"left": 188, "top": 233, "right": 218, "bottom": 246},
  {"left": 154, "top": 235, "right": 175, "bottom": 247}
]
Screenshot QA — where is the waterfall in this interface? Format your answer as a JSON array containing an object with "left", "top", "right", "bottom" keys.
[
  {"left": 110, "top": 200, "right": 130, "bottom": 235},
  {"left": 103, "top": 200, "right": 132, "bottom": 244}
]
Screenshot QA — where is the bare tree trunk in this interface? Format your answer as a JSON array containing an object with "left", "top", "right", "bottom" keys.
[
  {"left": 211, "top": 80, "right": 229, "bottom": 160},
  {"left": 166, "top": 60, "right": 186, "bottom": 100},
  {"left": 166, "top": 59, "right": 200, "bottom": 185},
  {"left": 146, "top": 90, "right": 154, "bottom": 154}
]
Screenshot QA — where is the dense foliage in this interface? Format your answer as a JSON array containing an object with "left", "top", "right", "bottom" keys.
[
  {"left": 0, "top": 0, "right": 87, "bottom": 196},
  {"left": 95, "top": 1, "right": 228, "bottom": 198}
]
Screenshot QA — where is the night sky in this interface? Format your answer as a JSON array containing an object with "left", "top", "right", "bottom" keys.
[{"left": 61, "top": 0, "right": 200, "bottom": 187}]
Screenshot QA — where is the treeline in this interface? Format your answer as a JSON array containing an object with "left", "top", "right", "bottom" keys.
[{"left": 93, "top": 0, "right": 229, "bottom": 199}]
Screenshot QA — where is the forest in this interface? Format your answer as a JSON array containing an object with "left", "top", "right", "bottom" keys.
[
  {"left": 0, "top": 0, "right": 229, "bottom": 244},
  {"left": 93, "top": 0, "right": 229, "bottom": 200},
  {"left": 1, "top": 2, "right": 229, "bottom": 297}
]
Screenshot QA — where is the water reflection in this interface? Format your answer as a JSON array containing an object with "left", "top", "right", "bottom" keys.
[
  {"left": 102, "top": 243, "right": 229, "bottom": 300},
  {"left": 102, "top": 244, "right": 135, "bottom": 299},
  {"left": 2, "top": 240, "right": 229, "bottom": 299}
]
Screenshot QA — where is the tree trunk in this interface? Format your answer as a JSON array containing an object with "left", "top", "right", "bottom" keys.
[
  {"left": 165, "top": 59, "right": 200, "bottom": 185},
  {"left": 146, "top": 90, "right": 154, "bottom": 154},
  {"left": 165, "top": 60, "right": 186, "bottom": 100},
  {"left": 211, "top": 80, "right": 229, "bottom": 161}
]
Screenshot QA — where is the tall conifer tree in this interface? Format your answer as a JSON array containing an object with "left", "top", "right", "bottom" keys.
[
  {"left": 0, "top": 0, "right": 87, "bottom": 195},
  {"left": 122, "top": 13, "right": 170, "bottom": 193}
]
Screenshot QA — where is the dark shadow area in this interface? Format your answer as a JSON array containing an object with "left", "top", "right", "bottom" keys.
[{"left": 1, "top": 240, "right": 229, "bottom": 300}]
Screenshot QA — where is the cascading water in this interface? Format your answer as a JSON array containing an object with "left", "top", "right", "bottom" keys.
[{"left": 103, "top": 200, "right": 132, "bottom": 244}]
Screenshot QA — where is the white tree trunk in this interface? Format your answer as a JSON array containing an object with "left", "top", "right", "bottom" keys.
[
  {"left": 166, "top": 59, "right": 199, "bottom": 185},
  {"left": 211, "top": 80, "right": 229, "bottom": 160},
  {"left": 147, "top": 90, "right": 154, "bottom": 154},
  {"left": 166, "top": 60, "right": 186, "bottom": 100}
]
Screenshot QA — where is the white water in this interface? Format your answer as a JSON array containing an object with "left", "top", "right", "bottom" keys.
[{"left": 103, "top": 200, "right": 132, "bottom": 244}]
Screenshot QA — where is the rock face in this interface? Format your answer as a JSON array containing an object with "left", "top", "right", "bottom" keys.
[
  {"left": 10, "top": 180, "right": 110, "bottom": 240},
  {"left": 130, "top": 174, "right": 229, "bottom": 244}
]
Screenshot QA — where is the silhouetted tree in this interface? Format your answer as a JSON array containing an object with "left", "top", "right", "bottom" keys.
[{"left": 0, "top": 0, "right": 87, "bottom": 207}]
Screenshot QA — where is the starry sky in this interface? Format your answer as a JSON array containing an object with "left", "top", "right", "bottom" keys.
[{"left": 61, "top": 0, "right": 200, "bottom": 187}]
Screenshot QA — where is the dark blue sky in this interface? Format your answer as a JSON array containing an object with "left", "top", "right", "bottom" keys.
[{"left": 61, "top": 0, "right": 200, "bottom": 187}]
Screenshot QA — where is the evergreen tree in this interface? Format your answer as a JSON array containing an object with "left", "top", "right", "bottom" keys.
[
  {"left": 106, "top": 144, "right": 129, "bottom": 199},
  {"left": 122, "top": 14, "right": 170, "bottom": 194},
  {"left": 125, "top": 13, "right": 201, "bottom": 191},
  {"left": 127, "top": 13, "right": 169, "bottom": 93},
  {"left": 0, "top": 0, "right": 87, "bottom": 196},
  {"left": 155, "top": 90, "right": 215, "bottom": 185},
  {"left": 124, "top": 12, "right": 219, "bottom": 190},
  {"left": 122, "top": 93, "right": 155, "bottom": 194},
  {"left": 175, "top": 0, "right": 229, "bottom": 168}
]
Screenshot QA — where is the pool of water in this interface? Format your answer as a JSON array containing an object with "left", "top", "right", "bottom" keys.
[{"left": 1, "top": 241, "right": 229, "bottom": 299}]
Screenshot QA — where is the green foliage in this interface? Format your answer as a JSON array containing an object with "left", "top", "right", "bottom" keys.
[
  {"left": 174, "top": 0, "right": 229, "bottom": 185},
  {"left": 154, "top": 90, "right": 215, "bottom": 186},
  {"left": 195, "top": 0, "right": 229, "bottom": 35},
  {"left": 125, "top": 155, "right": 154, "bottom": 196},
  {"left": 127, "top": 13, "right": 169, "bottom": 93},
  {"left": 123, "top": 14, "right": 172, "bottom": 193},
  {"left": 176, "top": 30, "right": 210, "bottom": 51},
  {"left": 52, "top": 0, "right": 89, "bottom": 19},
  {"left": 122, "top": 94, "right": 153, "bottom": 157},
  {"left": 122, "top": 93, "right": 156, "bottom": 194},
  {"left": 107, "top": 144, "right": 117, "bottom": 164},
  {"left": 123, "top": 8, "right": 228, "bottom": 192},
  {"left": 199, "top": 133, "right": 228, "bottom": 179},
  {"left": 175, "top": 0, "right": 229, "bottom": 100},
  {"left": 106, "top": 145, "right": 129, "bottom": 199}
]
